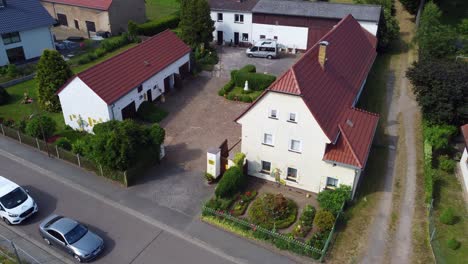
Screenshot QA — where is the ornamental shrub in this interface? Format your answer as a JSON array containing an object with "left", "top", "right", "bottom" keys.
[
  {"left": 313, "top": 210, "right": 335, "bottom": 232},
  {"left": 55, "top": 137, "right": 72, "bottom": 151},
  {"left": 248, "top": 193, "right": 298, "bottom": 229},
  {"left": 218, "top": 80, "right": 235, "bottom": 96},
  {"left": 25, "top": 115, "right": 56, "bottom": 139},
  {"left": 136, "top": 14, "right": 180, "bottom": 36},
  {"left": 233, "top": 152, "right": 246, "bottom": 167},
  {"left": 447, "top": 238, "right": 461, "bottom": 250},
  {"left": 440, "top": 207, "right": 456, "bottom": 225},
  {"left": 72, "top": 138, "right": 89, "bottom": 155},
  {"left": 240, "top": 64, "right": 256, "bottom": 73},
  {"left": 100, "top": 34, "right": 131, "bottom": 52},
  {"left": 234, "top": 71, "right": 276, "bottom": 91},
  {"left": 215, "top": 166, "right": 246, "bottom": 198},
  {"left": 317, "top": 185, "right": 351, "bottom": 215},
  {"left": 438, "top": 155, "right": 456, "bottom": 173}
]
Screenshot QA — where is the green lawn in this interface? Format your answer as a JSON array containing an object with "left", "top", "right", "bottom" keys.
[
  {"left": 146, "top": 0, "right": 180, "bottom": 21},
  {"left": 435, "top": 0, "right": 467, "bottom": 26}
]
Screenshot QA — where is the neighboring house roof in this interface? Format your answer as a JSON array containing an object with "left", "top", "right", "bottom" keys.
[
  {"left": 236, "top": 15, "right": 379, "bottom": 168},
  {"left": 462, "top": 124, "right": 468, "bottom": 148},
  {"left": 252, "top": 0, "right": 381, "bottom": 22},
  {"left": 209, "top": 0, "right": 260, "bottom": 12},
  {"left": 41, "top": 0, "right": 112, "bottom": 10},
  {"left": 0, "top": 0, "right": 55, "bottom": 34},
  {"left": 58, "top": 30, "right": 191, "bottom": 104}
]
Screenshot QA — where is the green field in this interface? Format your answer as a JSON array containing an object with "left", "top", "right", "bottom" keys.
[{"left": 146, "top": 0, "right": 180, "bottom": 21}]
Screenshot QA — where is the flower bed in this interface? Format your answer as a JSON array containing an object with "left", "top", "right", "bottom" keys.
[
  {"left": 248, "top": 193, "right": 298, "bottom": 229},
  {"left": 230, "top": 190, "right": 257, "bottom": 216},
  {"left": 292, "top": 205, "right": 316, "bottom": 238}
]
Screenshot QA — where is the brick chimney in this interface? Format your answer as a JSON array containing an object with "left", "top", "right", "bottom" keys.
[{"left": 318, "top": 41, "right": 329, "bottom": 69}]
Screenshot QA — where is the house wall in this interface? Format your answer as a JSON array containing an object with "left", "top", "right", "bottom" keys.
[
  {"left": 108, "top": 0, "right": 146, "bottom": 34},
  {"left": 460, "top": 148, "right": 468, "bottom": 194},
  {"left": 360, "top": 21, "right": 378, "bottom": 36},
  {"left": 211, "top": 11, "right": 253, "bottom": 44},
  {"left": 42, "top": 2, "right": 111, "bottom": 33},
  {"left": 251, "top": 23, "right": 308, "bottom": 50},
  {"left": 0, "top": 26, "right": 54, "bottom": 66},
  {"left": 58, "top": 77, "right": 111, "bottom": 133},
  {"left": 110, "top": 53, "right": 190, "bottom": 120},
  {"left": 237, "top": 91, "right": 358, "bottom": 194}
]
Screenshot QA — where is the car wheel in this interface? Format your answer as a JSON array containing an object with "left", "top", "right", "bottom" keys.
[
  {"left": 43, "top": 237, "right": 51, "bottom": 245},
  {"left": 3, "top": 218, "right": 11, "bottom": 225},
  {"left": 74, "top": 254, "right": 82, "bottom": 263},
  {"left": 267, "top": 55, "right": 273, "bottom": 59},
  {"left": 248, "top": 54, "right": 253, "bottom": 58}
]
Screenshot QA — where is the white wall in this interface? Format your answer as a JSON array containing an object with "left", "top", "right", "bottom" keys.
[
  {"left": 58, "top": 77, "right": 111, "bottom": 133},
  {"left": 0, "top": 26, "right": 54, "bottom": 66},
  {"left": 252, "top": 23, "right": 308, "bottom": 50},
  {"left": 211, "top": 11, "right": 253, "bottom": 44},
  {"left": 111, "top": 53, "right": 190, "bottom": 120},
  {"left": 237, "top": 91, "right": 358, "bottom": 194},
  {"left": 359, "top": 21, "right": 378, "bottom": 36},
  {"left": 460, "top": 148, "right": 468, "bottom": 194}
]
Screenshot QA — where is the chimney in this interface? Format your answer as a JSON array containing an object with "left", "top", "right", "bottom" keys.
[
  {"left": 0, "top": 0, "right": 6, "bottom": 8},
  {"left": 318, "top": 41, "right": 329, "bottom": 69}
]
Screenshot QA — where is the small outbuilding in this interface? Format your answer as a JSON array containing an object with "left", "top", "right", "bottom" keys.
[{"left": 57, "top": 30, "right": 191, "bottom": 133}]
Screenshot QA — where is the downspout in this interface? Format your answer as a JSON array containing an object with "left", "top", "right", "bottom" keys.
[{"left": 110, "top": 103, "right": 115, "bottom": 120}]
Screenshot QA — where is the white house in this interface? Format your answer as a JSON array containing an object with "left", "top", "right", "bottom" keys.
[
  {"left": 459, "top": 125, "right": 468, "bottom": 194},
  {"left": 236, "top": 16, "right": 379, "bottom": 198},
  {"left": 0, "top": 0, "right": 55, "bottom": 66},
  {"left": 209, "top": 0, "right": 381, "bottom": 50},
  {"left": 57, "top": 30, "right": 191, "bottom": 133}
]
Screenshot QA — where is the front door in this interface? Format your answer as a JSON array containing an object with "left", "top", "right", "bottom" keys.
[
  {"left": 217, "top": 31, "right": 223, "bottom": 45},
  {"left": 234, "top": 32, "right": 239, "bottom": 45},
  {"left": 146, "top": 89, "right": 152, "bottom": 102},
  {"left": 121, "top": 101, "right": 136, "bottom": 119},
  {"left": 163, "top": 75, "right": 171, "bottom": 92}
]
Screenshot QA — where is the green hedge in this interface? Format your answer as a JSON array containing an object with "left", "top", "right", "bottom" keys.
[
  {"left": 240, "top": 64, "right": 256, "bottom": 73},
  {"left": 215, "top": 166, "right": 246, "bottom": 198},
  {"left": 218, "top": 80, "right": 235, "bottom": 96},
  {"left": 74, "top": 34, "right": 132, "bottom": 65},
  {"left": 233, "top": 71, "right": 276, "bottom": 91},
  {"left": 136, "top": 15, "right": 180, "bottom": 36}
]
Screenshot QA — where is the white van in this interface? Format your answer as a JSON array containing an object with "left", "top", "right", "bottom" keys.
[
  {"left": 0, "top": 176, "right": 38, "bottom": 225},
  {"left": 246, "top": 40, "right": 278, "bottom": 59}
]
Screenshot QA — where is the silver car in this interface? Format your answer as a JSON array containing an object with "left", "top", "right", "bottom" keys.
[{"left": 39, "top": 215, "right": 104, "bottom": 262}]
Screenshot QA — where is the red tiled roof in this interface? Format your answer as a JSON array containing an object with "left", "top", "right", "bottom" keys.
[
  {"left": 323, "top": 108, "right": 379, "bottom": 168},
  {"left": 58, "top": 30, "right": 191, "bottom": 104},
  {"left": 461, "top": 124, "right": 468, "bottom": 148},
  {"left": 42, "top": 0, "right": 112, "bottom": 10}
]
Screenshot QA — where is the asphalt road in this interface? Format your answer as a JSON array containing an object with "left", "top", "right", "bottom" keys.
[{"left": 0, "top": 155, "right": 235, "bottom": 264}]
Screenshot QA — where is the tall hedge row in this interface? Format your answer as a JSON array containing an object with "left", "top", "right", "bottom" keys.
[
  {"left": 233, "top": 71, "right": 276, "bottom": 91},
  {"left": 135, "top": 15, "right": 180, "bottom": 36}
]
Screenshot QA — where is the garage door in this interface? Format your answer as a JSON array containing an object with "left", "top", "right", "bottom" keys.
[
  {"left": 121, "top": 101, "right": 136, "bottom": 120},
  {"left": 179, "top": 62, "right": 190, "bottom": 78}
]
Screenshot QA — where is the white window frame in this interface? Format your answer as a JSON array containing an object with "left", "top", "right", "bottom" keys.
[
  {"left": 261, "top": 160, "right": 271, "bottom": 174},
  {"left": 288, "top": 112, "right": 297, "bottom": 123},
  {"left": 242, "top": 33, "right": 249, "bottom": 41},
  {"left": 263, "top": 133, "right": 274, "bottom": 146},
  {"left": 268, "top": 109, "right": 278, "bottom": 119},
  {"left": 234, "top": 14, "right": 244, "bottom": 23},
  {"left": 326, "top": 177, "right": 339, "bottom": 189},
  {"left": 289, "top": 139, "right": 302, "bottom": 153},
  {"left": 286, "top": 167, "right": 298, "bottom": 182}
]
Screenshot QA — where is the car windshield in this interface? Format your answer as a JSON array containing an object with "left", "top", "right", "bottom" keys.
[
  {"left": 0, "top": 187, "right": 28, "bottom": 209},
  {"left": 64, "top": 224, "right": 88, "bottom": 244}
]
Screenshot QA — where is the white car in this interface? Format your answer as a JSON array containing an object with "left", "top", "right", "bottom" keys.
[{"left": 0, "top": 176, "right": 38, "bottom": 225}]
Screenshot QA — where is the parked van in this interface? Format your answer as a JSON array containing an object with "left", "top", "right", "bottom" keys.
[
  {"left": 246, "top": 40, "right": 278, "bottom": 59},
  {"left": 0, "top": 176, "right": 38, "bottom": 225}
]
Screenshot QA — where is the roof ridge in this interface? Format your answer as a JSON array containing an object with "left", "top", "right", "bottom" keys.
[
  {"left": 350, "top": 107, "right": 380, "bottom": 117},
  {"left": 338, "top": 124, "right": 363, "bottom": 168}
]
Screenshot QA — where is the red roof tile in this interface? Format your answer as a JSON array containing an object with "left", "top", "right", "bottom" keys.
[
  {"left": 42, "top": 0, "right": 112, "bottom": 10},
  {"left": 58, "top": 30, "right": 191, "bottom": 104},
  {"left": 461, "top": 124, "right": 468, "bottom": 148}
]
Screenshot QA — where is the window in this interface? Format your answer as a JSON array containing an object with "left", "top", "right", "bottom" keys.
[
  {"left": 274, "top": 36, "right": 278, "bottom": 40},
  {"left": 263, "top": 133, "right": 274, "bottom": 146},
  {"left": 289, "top": 139, "right": 302, "bottom": 152},
  {"left": 74, "top": 19, "right": 79, "bottom": 29},
  {"left": 137, "top": 85, "right": 143, "bottom": 93},
  {"left": 217, "top": 13, "right": 223, "bottom": 21},
  {"left": 1, "top": 32, "right": 21, "bottom": 45},
  {"left": 268, "top": 109, "right": 278, "bottom": 119},
  {"left": 47, "top": 230, "right": 66, "bottom": 244},
  {"left": 261, "top": 161, "right": 271, "bottom": 174},
  {"left": 57, "top": 13, "right": 68, "bottom": 26},
  {"left": 260, "top": 35, "right": 266, "bottom": 39},
  {"left": 85, "top": 21, "right": 96, "bottom": 32},
  {"left": 326, "top": 177, "right": 338, "bottom": 188},
  {"left": 6, "top": 47, "right": 25, "bottom": 64},
  {"left": 234, "top": 14, "right": 244, "bottom": 23},
  {"left": 242, "top": 33, "right": 248, "bottom": 41},
  {"left": 287, "top": 167, "right": 298, "bottom": 181},
  {"left": 288, "top": 113, "right": 297, "bottom": 123},
  {"left": 250, "top": 46, "right": 258, "bottom": 51}
]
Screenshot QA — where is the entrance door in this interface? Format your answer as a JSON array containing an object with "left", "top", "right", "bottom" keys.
[
  {"left": 121, "top": 101, "right": 136, "bottom": 119},
  {"left": 163, "top": 76, "right": 171, "bottom": 92},
  {"left": 234, "top": 32, "right": 239, "bottom": 45},
  {"left": 146, "top": 89, "right": 152, "bottom": 102},
  {"left": 85, "top": 21, "right": 96, "bottom": 32},
  {"left": 6, "top": 47, "right": 26, "bottom": 64},
  {"left": 57, "top": 13, "right": 68, "bottom": 26},
  {"left": 217, "top": 31, "right": 223, "bottom": 45}
]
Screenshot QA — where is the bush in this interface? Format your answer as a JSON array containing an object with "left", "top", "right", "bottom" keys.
[
  {"left": 204, "top": 197, "right": 234, "bottom": 211},
  {"left": 308, "top": 231, "right": 328, "bottom": 258},
  {"left": 317, "top": 185, "right": 351, "bottom": 215},
  {"left": 55, "top": 137, "right": 72, "bottom": 151},
  {"left": 233, "top": 152, "right": 246, "bottom": 168},
  {"left": 313, "top": 210, "right": 335, "bottom": 232},
  {"left": 447, "top": 238, "right": 461, "bottom": 250},
  {"left": 136, "top": 101, "right": 168, "bottom": 123},
  {"left": 230, "top": 190, "right": 257, "bottom": 216},
  {"left": 25, "top": 115, "right": 56, "bottom": 139},
  {"left": 248, "top": 193, "right": 298, "bottom": 229},
  {"left": 136, "top": 15, "right": 180, "bottom": 36},
  {"left": 72, "top": 139, "right": 89, "bottom": 155},
  {"left": 218, "top": 80, "right": 235, "bottom": 96},
  {"left": 204, "top": 172, "right": 215, "bottom": 182},
  {"left": 6, "top": 64, "right": 18, "bottom": 78},
  {"left": 16, "top": 119, "right": 27, "bottom": 133},
  {"left": 233, "top": 71, "right": 276, "bottom": 91},
  {"left": 0, "top": 88, "right": 10, "bottom": 105},
  {"left": 292, "top": 204, "right": 316, "bottom": 238},
  {"left": 438, "top": 155, "right": 456, "bottom": 173},
  {"left": 215, "top": 166, "right": 246, "bottom": 198},
  {"left": 439, "top": 207, "right": 456, "bottom": 225},
  {"left": 240, "top": 64, "right": 256, "bottom": 73},
  {"left": 101, "top": 34, "right": 131, "bottom": 52}
]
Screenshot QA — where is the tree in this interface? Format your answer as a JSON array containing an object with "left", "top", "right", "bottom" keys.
[
  {"left": 25, "top": 115, "right": 56, "bottom": 139},
  {"left": 406, "top": 59, "right": 468, "bottom": 125},
  {"left": 400, "top": 0, "right": 420, "bottom": 15},
  {"left": 179, "top": 0, "right": 214, "bottom": 47},
  {"left": 36, "top": 50, "right": 73, "bottom": 112}
]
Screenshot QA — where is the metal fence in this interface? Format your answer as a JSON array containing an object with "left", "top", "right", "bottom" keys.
[
  {"left": 202, "top": 202, "right": 344, "bottom": 262},
  {"left": 0, "top": 124, "right": 128, "bottom": 186},
  {"left": 0, "top": 234, "right": 40, "bottom": 264},
  {"left": 428, "top": 198, "right": 446, "bottom": 264}
]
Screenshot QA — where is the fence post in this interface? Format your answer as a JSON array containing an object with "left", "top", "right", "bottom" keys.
[
  {"left": 35, "top": 138, "right": 40, "bottom": 150},
  {"left": 11, "top": 241, "right": 23, "bottom": 264},
  {"left": 0, "top": 124, "right": 4, "bottom": 136},
  {"left": 56, "top": 145, "right": 60, "bottom": 159},
  {"left": 77, "top": 154, "right": 81, "bottom": 167},
  {"left": 17, "top": 131, "right": 21, "bottom": 144},
  {"left": 99, "top": 165, "right": 103, "bottom": 176}
]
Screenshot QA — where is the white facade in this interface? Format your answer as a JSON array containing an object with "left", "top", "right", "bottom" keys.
[
  {"left": 460, "top": 148, "right": 468, "bottom": 194},
  {"left": 58, "top": 53, "right": 190, "bottom": 133},
  {"left": 0, "top": 26, "right": 54, "bottom": 66},
  {"left": 211, "top": 11, "right": 253, "bottom": 44},
  {"left": 237, "top": 92, "right": 360, "bottom": 196},
  {"left": 252, "top": 24, "right": 308, "bottom": 50}
]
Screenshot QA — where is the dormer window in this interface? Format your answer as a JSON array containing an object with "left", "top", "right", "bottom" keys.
[
  {"left": 268, "top": 109, "right": 278, "bottom": 119},
  {"left": 288, "top": 113, "right": 297, "bottom": 123}
]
